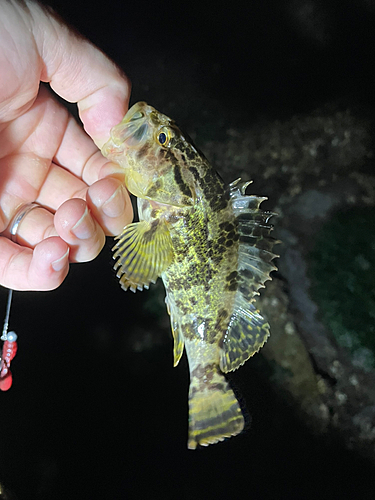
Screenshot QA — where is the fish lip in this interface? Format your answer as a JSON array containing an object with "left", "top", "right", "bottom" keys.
[
  {"left": 102, "top": 102, "right": 154, "bottom": 157},
  {"left": 123, "top": 102, "right": 155, "bottom": 124},
  {"left": 123, "top": 102, "right": 171, "bottom": 128}
]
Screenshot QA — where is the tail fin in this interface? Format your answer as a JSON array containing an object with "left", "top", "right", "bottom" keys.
[{"left": 188, "top": 369, "right": 244, "bottom": 449}]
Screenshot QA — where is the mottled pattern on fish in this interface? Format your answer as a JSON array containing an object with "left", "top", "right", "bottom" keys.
[{"left": 101, "top": 102, "right": 277, "bottom": 449}]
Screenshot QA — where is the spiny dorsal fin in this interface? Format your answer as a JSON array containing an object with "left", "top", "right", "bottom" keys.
[
  {"left": 230, "top": 177, "right": 278, "bottom": 298},
  {"left": 219, "top": 178, "right": 278, "bottom": 373},
  {"left": 113, "top": 219, "right": 174, "bottom": 292}
]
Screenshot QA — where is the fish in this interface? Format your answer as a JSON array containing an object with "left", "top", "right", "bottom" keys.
[{"left": 101, "top": 102, "right": 277, "bottom": 449}]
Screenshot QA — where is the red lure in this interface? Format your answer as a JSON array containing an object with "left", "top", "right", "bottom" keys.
[
  {"left": 1, "top": 290, "right": 17, "bottom": 391},
  {"left": 0, "top": 331, "right": 18, "bottom": 391}
]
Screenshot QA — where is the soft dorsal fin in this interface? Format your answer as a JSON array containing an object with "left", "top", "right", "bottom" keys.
[
  {"left": 113, "top": 219, "right": 174, "bottom": 292},
  {"left": 219, "top": 179, "right": 278, "bottom": 373},
  {"left": 219, "top": 298, "right": 270, "bottom": 373}
]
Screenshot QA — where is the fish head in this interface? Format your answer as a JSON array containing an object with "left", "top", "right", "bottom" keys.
[{"left": 102, "top": 102, "right": 200, "bottom": 207}]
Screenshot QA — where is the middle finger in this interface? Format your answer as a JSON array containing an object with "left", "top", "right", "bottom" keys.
[{"left": 36, "top": 162, "right": 87, "bottom": 211}]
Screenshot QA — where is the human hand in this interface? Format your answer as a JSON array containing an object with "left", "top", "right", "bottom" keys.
[{"left": 0, "top": 0, "right": 132, "bottom": 291}]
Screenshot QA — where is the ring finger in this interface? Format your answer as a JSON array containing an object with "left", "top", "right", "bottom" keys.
[{"left": 7, "top": 199, "right": 105, "bottom": 263}]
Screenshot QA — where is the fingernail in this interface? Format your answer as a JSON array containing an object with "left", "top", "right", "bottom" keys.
[
  {"left": 52, "top": 249, "right": 69, "bottom": 272},
  {"left": 71, "top": 207, "right": 96, "bottom": 239},
  {"left": 102, "top": 185, "right": 126, "bottom": 218}
]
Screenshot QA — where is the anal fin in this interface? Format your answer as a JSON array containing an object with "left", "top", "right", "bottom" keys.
[
  {"left": 165, "top": 294, "right": 185, "bottom": 366},
  {"left": 113, "top": 219, "right": 174, "bottom": 292},
  {"left": 172, "top": 321, "right": 184, "bottom": 367}
]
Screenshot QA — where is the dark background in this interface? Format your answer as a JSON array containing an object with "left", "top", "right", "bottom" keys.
[{"left": 1, "top": 0, "right": 375, "bottom": 498}]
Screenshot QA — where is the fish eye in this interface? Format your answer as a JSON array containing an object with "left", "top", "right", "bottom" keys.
[
  {"left": 158, "top": 132, "right": 167, "bottom": 145},
  {"left": 156, "top": 127, "right": 171, "bottom": 147}
]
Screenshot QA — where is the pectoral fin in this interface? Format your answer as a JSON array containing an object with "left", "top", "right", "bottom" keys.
[{"left": 113, "top": 220, "right": 174, "bottom": 292}]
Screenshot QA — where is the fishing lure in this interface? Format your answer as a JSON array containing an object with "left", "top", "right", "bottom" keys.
[{"left": 0, "top": 290, "right": 18, "bottom": 391}]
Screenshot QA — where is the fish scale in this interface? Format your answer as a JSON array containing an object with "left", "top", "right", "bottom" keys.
[{"left": 101, "top": 102, "right": 278, "bottom": 449}]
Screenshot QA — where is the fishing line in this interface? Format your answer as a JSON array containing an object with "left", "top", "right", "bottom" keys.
[{"left": 1, "top": 289, "right": 13, "bottom": 341}]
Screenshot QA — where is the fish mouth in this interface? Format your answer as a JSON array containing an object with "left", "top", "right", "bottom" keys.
[{"left": 102, "top": 102, "right": 154, "bottom": 157}]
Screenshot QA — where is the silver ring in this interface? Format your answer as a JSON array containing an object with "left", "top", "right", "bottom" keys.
[{"left": 9, "top": 203, "right": 40, "bottom": 242}]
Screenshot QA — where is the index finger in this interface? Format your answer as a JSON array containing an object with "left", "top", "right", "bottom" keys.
[{"left": 31, "top": 2, "right": 130, "bottom": 148}]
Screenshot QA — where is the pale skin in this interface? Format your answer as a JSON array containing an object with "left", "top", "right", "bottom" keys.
[{"left": 0, "top": 0, "right": 133, "bottom": 291}]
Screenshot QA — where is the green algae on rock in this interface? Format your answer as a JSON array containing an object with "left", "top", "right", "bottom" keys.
[{"left": 308, "top": 207, "right": 375, "bottom": 372}]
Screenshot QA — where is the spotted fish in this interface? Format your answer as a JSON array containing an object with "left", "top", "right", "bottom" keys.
[{"left": 101, "top": 102, "right": 277, "bottom": 449}]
